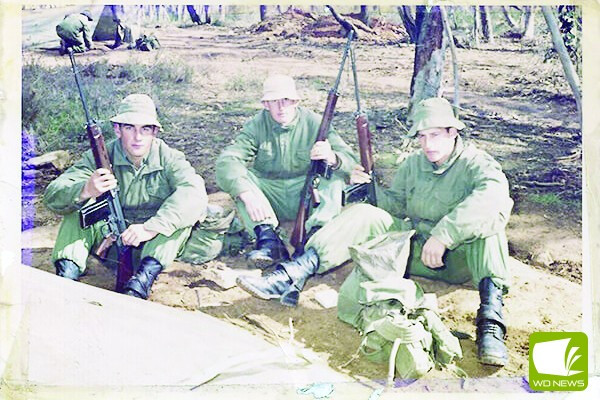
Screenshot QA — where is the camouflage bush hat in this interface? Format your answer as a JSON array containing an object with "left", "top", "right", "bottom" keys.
[
  {"left": 110, "top": 94, "right": 162, "bottom": 130},
  {"left": 261, "top": 74, "right": 300, "bottom": 102},
  {"left": 408, "top": 97, "right": 465, "bottom": 137},
  {"left": 81, "top": 10, "right": 93, "bottom": 21}
]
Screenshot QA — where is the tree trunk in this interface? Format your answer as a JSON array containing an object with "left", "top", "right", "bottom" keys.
[
  {"left": 480, "top": 6, "right": 494, "bottom": 43},
  {"left": 473, "top": 6, "right": 480, "bottom": 48},
  {"left": 501, "top": 5, "right": 518, "bottom": 31},
  {"left": 203, "top": 5, "right": 211, "bottom": 24},
  {"left": 409, "top": 5, "right": 447, "bottom": 118},
  {"left": 398, "top": 6, "right": 417, "bottom": 43},
  {"left": 522, "top": 6, "right": 536, "bottom": 40},
  {"left": 219, "top": 5, "right": 226, "bottom": 22},
  {"left": 187, "top": 5, "right": 201, "bottom": 24},
  {"left": 259, "top": 5, "right": 267, "bottom": 21},
  {"left": 441, "top": 6, "right": 460, "bottom": 109},
  {"left": 540, "top": 6, "right": 581, "bottom": 125},
  {"left": 358, "top": 5, "right": 371, "bottom": 27}
]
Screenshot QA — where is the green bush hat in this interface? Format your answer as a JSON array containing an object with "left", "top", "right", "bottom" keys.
[
  {"left": 408, "top": 97, "right": 465, "bottom": 137},
  {"left": 110, "top": 94, "right": 162, "bottom": 130},
  {"left": 261, "top": 74, "right": 300, "bottom": 102},
  {"left": 81, "top": 10, "right": 93, "bottom": 21}
]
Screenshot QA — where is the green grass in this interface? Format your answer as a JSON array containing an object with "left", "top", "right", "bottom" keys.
[
  {"left": 527, "top": 193, "right": 563, "bottom": 206},
  {"left": 22, "top": 58, "right": 195, "bottom": 155}
]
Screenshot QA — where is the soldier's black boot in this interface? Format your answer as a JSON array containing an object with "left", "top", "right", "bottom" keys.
[
  {"left": 246, "top": 224, "right": 289, "bottom": 269},
  {"left": 237, "top": 247, "right": 319, "bottom": 307},
  {"left": 123, "top": 257, "right": 163, "bottom": 300},
  {"left": 54, "top": 259, "right": 81, "bottom": 280},
  {"left": 476, "top": 277, "right": 508, "bottom": 366}
]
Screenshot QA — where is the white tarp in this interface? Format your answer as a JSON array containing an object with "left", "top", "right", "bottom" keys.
[{"left": 1, "top": 264, "right": 351, "bottom": 392}]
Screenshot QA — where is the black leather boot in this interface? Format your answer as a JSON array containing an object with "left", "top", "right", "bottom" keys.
[
  {"left": 123, "top": 257, "right": 163, "bottom": 300},
  {"left": 54, "top": 259, "right": 81, "bottom": 280},
  {"left": 476, "top": 277, "right": 508, "bottom": 366},
  {"left": 237, "top": 247, "right": 319, "bottom": 307},
  {"left": 246, "top": 224, "right": 289, "bottom": 269}
]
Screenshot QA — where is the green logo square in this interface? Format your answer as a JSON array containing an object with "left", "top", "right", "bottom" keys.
[{"left": 529, "top": 332, "right": 588, "bottom": 391}]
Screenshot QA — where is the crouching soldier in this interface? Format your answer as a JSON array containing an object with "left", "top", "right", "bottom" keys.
[
  {"left": 44, "top": 94, "right": 208, "bottom": 299},
  {"left": 56, "top": 10, "right": 94, "bottom": 55},
  {"left": 237, "top": 97, "right": 513, "bottom": 367},
  {"left": 216, "top": 74, "right": 357, "bottom": 268}
]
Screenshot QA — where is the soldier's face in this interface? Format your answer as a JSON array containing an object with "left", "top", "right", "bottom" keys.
[
  {"left": 417, "top": 127, "right": 458, "bottom": 166},
  {"left": 262, "top": 98, "right": 299, "bottom": 125},
  {"left": 114, "top": 123, "right": 157, "bottom": 166}
]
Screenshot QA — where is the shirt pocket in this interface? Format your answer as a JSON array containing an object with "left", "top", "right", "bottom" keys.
[
  {"left": 254, "top": 142, "right": 275, "bottom": 171},
  {"left": 432, "top": 189, "right": 465, "bottom": 214}
]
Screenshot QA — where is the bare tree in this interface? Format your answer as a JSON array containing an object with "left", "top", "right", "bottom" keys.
[
  {"left": 409, "top": 5, "right": 447, "bottom": 117},
  {"left": 398, "top": 6, "right": 418, "bottom": 43},
  {"left": 358, "top": 5, "right": 371, "bottom": 27},
  {"left": 480, "top": 6, "right": 494, "bottom": 44},
  {"left": 522, "top": 6, "right": 536, "bottom": 40},
  {"left": 187, "top": 5, "right": 201, "bottom": 24},
  {"left": 441, "top": 6, "right": 460, "bottom": 109},
  {"left": 501, "top": 5, "right": 519, "bottom": 31},
  {"left": 203, "top": 5, "right": 211, "bottom": 24},
  {"left": 541, "top": 6, "right": 581, "bottom": 125},
  {"left": 259, "top": 5, "right": 267, "bottom": 21},
  {"left": 472, "top": 6, "right": 480, "bottom": 48}
]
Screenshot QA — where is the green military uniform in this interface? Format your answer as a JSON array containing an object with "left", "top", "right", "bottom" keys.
[
  {"left": 56, "top": 12, "right": 93, "bottom": 53},
  {"left": 45, "top": 138, "right": 208, "bottom": 271},
  {"left": 307, "top": 136, "right": 513, "bottom": 290},
  {"left": 216, "top": 106, "right": 358, "bottom": 235}
]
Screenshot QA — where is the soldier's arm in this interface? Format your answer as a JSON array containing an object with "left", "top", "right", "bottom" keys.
[
  {"left": 215, "top": 121, "right": 258, "bottom": 197},
  {"left": 143, "top": 148, "right": 208, "bottom": 237},
  {"left": 43, "top": 151, "right": 96, "bottom": 215},
  {"left": 430, "top": 153, "right": 513, "bottom": 250}
]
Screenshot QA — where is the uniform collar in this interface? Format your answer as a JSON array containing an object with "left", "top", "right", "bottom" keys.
[
  {"left": 420, "top": 135, "right": 465, "bottom": 175},
  {"left": 113, "top": 139, "right": 163, "bottom": 174}
]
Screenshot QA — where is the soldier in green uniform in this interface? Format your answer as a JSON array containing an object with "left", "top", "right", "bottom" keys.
[
  {"left": 216, "top": 74, "right": 357, "bottom": 268},
  {"left": 237, "top": 97, "right": 513, "bottom": 367},
  {"left": 45, "top": 94, "right": 209, "bottom": 300},
  {"left": 56, "top": 10, "right": 94, "bottom": 54}
]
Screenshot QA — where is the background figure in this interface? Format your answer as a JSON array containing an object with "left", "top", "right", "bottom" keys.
[{"left": 56, "top": 9, "right": 94, "bottom": 54}]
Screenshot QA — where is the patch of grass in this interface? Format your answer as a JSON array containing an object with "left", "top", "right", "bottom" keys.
[
  {"left": 225, "top": 74, "right": 262, "bottom": 93},
  {"left": 22, "top": 58, "right": 196, "bottom": 156},
  {"left": 528, "top": 193, "right": 563, "bottom": 206}
]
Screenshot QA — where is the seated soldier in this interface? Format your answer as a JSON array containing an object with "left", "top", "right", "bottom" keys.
[
  {"left": 56, "top": 10, "right": 94, "bottom": 54},
  {"left": 237, "top": 97, "right": 513, "bottom": 367},
  {"left": 216, "top": 74, "right": 357, "bottom": 271},
  {"left": 44, "top": 94, "right": 209, "bottom": 300}
]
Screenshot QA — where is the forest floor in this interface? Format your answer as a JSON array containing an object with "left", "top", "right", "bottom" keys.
[{"left": 21, "top": 8, "right": 582, "bottom": 390}]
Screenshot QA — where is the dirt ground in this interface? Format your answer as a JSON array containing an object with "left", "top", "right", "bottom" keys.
[{"left": 21, "top": 9, "right": 582, "bottom": 387}]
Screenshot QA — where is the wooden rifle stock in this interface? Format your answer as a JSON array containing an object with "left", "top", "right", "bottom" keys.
[
  {"left": 356, "top": 114, "right": 373, "bottom": 173},
  {"left": 290, "top": 90, "right": 339, "bottom": 253}
]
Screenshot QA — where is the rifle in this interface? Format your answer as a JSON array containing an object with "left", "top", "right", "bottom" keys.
[
  {"left": 290, "top": 29, "right": 355, "bottom": 255},
  {"left": 67, "top": 49, "right": 133, "bottom": 293},
  {"left": 342, "top": 46, "right": 377, "bottom": 206}
]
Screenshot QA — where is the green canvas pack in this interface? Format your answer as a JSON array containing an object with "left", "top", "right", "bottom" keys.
[{"left": 337, "top": 230, "right": 463, "bottom": 380}]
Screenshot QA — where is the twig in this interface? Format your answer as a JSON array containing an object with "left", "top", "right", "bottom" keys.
[{"left": 523, "top": 180, "right": 564, "bottom": 187}]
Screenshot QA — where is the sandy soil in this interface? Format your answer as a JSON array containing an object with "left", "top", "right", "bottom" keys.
[{"left": 21, "top": 9, "right": 582, "bottom": 387}]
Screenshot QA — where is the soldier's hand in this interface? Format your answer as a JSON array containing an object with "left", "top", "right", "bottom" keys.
[
  {"left": 310, "top": 140, "right": 337, "bottom": 165},
  {"left": 121, "top": 224, "right": 158, "bottom": 247},
  {"left": 421, "top": 236, "right": 446, "bottom": 269},
  {"left": 350, "top": 165, "right": 371, "bottom": 184},
  {"left": 239, "top": 191, "right": 274, "bottom": 222},
  {"left": 80, "top": 168, "right": 117, "bottom": 201}
]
